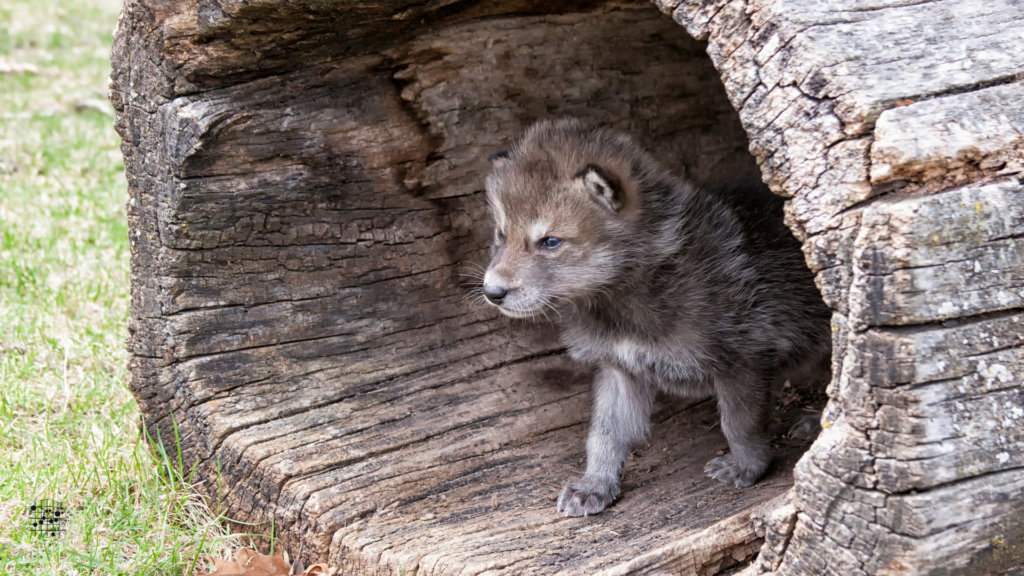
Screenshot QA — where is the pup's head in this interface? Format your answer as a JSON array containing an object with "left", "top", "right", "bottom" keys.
[{"left": 481, "top": 119, "right": 651, "bottom": 318}]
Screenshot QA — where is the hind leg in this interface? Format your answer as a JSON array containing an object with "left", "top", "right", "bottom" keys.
[{"left": 705, "top": 374, "right": 772, "bottom": 488}]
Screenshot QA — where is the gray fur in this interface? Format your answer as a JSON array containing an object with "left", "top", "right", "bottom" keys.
[{"left": 480, "top": 119, "right": 831, "bottom": 517}]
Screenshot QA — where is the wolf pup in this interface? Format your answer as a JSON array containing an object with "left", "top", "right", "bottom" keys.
[{"left": 480, "top": 119, "right": 831, "bottom": 517}]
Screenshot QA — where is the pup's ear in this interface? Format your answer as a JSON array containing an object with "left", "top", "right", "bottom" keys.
[
  {"left": 489, "top": 150, "right": 510, "bottom": 169},
  {"left": 578, "top": 164, "right": 623, "bottom": 211}
]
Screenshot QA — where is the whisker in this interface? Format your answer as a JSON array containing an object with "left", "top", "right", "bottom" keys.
[
  {"left": 458, "top": 261, "right": 488, "bottom": 274},
  {"left": 537, "top": 304, "right": 552, "bottom": 325},
  {"left": 543, "top": 297, "right": 563, "bottom": 323}
]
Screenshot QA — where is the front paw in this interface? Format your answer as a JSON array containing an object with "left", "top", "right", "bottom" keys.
[
  {"left": 705, "top": 454, "right": 767, "bottom": 488},
  {"left": 557, "top": 477, "right": 619, "bottom": 517}
]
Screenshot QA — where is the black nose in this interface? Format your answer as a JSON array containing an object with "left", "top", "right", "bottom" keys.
[{"left": 482, "top": 284, "right": 508, "bottom": 304}]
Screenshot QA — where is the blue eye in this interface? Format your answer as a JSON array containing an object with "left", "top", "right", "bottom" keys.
[{"left": 540, "top": 237, "right": 562, "bottom": 249}]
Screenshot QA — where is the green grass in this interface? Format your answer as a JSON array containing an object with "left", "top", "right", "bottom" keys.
[{"left": 0, "top": 1, "right": 242, "bottom": 573}]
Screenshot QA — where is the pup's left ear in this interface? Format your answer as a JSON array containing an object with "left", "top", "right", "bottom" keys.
[
  {"left": 579, "top": 164, "right": 624, "bottom": 211},
  {"left": 489, "top": 151, "right": 510, "bottom": 169}
]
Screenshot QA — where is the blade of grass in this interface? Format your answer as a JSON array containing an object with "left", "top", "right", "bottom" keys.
[{"left": 0, "top": 1, "right": 248, "bottom": 573}]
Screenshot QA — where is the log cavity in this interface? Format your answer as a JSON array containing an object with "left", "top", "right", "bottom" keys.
[{"left": 115, "top": 1, "right": 826, "bottom": 573}]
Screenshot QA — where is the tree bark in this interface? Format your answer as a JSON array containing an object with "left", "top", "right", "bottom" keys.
[
  {"left": 653, "top": 0, "right": 1024, "bottom": 573},
  {"left": 110, "top": 0, "right": 1024, "bottom": 573}
]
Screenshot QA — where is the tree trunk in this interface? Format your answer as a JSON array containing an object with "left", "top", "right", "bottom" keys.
[
  {"left": 109, "top": 0, "right": 1024, "bottom": 573},
  {"left": 651, "top": 0, "right": 1024, "bottom": 574}
]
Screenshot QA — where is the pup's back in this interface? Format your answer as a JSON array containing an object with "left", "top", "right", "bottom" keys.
[{"left": 674, "top": 179, "right": 831, "bottom": 383}]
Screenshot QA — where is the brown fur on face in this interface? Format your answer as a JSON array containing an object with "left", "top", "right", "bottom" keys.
[{"left": 482, "top": 121, "right": 650, "bottom": 318}]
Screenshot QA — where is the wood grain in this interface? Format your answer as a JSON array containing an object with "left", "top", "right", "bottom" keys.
[
  {"left": 667, "top": 0, "right": 1024, "bottom": 572},
  {"left": 111, "top": 1, "right": 803, "bottom": 573},
  {"left": 112, "top": 0, "right": 1024, "bottom": 572}
]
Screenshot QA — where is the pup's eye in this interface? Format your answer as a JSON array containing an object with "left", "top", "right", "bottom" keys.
[
  {"left": 539, "top": 237, "right": 562, "bottom": 250},
  {"left": 495, "top": 229, "right": 505, "bottom": 243}
]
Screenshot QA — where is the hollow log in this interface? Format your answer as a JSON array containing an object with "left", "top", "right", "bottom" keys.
[{"left": 110, "top": 0, "right": 1024, "bottom": 573}]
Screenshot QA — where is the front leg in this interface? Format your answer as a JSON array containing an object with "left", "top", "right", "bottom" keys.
[{"left": 558, "top": 366, "right": 653, "bottom": 517}]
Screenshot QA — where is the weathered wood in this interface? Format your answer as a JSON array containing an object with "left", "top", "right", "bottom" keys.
[
  {"left": 113, "top": 0, "right": 1024, "bottom": 572},
  {"left": 870, "top": 83, "right": 1024, "bottom": 187},
  {"left": 850, "top": 181, "right": 1024, "bottom": 329},
  {"left": 599, "top": 492, "right": 790, "bottom": 576},
  {"left": 111, "top": 1, "right": 813, "bottom": 573},
  {"left": 651, "top": 0, "right": 1024, "bottom": 573}
]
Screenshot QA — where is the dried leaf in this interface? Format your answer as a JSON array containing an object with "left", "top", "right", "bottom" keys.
[
  {"left": 301, "top": 564, "right": 335, "bottom": 575},
  {"left": 196, "top": 548, "right": 292, "bottom": 576},
  {"left": 197, "top": 557, "right": 247, "bottom": 576},
  {"left": 239, "top": 549, "right": 291, "bottom": 575}
]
